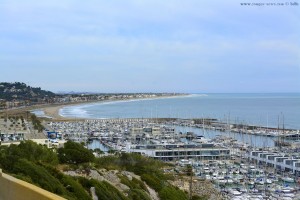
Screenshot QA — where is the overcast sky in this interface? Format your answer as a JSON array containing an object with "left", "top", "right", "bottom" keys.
[{"left": 0, "top": 0, "right": 299, "bottom": 93}]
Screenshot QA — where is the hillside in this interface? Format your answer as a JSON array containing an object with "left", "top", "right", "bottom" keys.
[
  {"left": 0, "top": 141, "right": 215, "bottom": 200},
  {"left": 0, "top": 82, "right": 55, "bottom": 101}
]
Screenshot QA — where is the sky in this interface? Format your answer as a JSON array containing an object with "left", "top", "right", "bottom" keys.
[{"left": 0, "top": 0, "right": 299, "bottom": 93}]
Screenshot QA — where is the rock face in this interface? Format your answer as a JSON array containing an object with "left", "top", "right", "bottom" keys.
[
  {"left": 63, "top": 171, "right": 79, "bottom": 177},
  {"left": 89, "top": 169, "right": 159, "bottom": 200},
  {"left": 145, "top": 184, "right": 160, "bottom": 200},
  {"left": 171, "top": 178, "right": 224, "bottom": 200},
  {"left": 90, "top": 187, "right": 98, "bottom": 200},
  {"left": 102, "top": 170, "right": 119, "bottom": 184},
  {"left": 63, "top": 168, "right": 160, "bottom": 200},
  {"left": 89, "top": 170, "right": 104, "bottom": 182},
  {"left": 89, "top": 169, "right": 129, "bottom": 191},
  {"left": 65, "top": 168, "right": 222, "bottom": 200}
]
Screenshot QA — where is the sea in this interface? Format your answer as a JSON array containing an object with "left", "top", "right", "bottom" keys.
[
  {"left": 45, "top": 93, "right": 298, "bottom": 148},
  {"left": 59, "top": 93, "right": 300, "bottom": 130}
]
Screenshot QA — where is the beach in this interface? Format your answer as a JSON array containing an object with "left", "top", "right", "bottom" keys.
[
  {"left": 42, "top": 105, "right": 70, "bottom": 120},
  {"left": 2, "top": 93, "right": 299, "bottom": 130},
  {"left": 29, "top": 94, "right": 190, "bottom": 121},
  {"left": 47, "top": 93, "right": 300, "bottom": 130}
]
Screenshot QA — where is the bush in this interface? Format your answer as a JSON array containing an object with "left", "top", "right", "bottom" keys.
[
  {"left": 118, "top": 175, "right": 149, "bottom": 194},
  {"left": 12, "top": 159, "right": 65, "bottom": 195},
  {"left": 192, "top": 195, "right": 209, "bottom": 200},
  {"left": 141, "top": 174, "right": 163, "bottom": 192},
  {"left": 58, "top": 141, "right": 94, "bottom": 164},
  {"left": 0, "top": 141, "right": 58, "bottom": 169},
  {"left": 128, "top": 189, "right": 151, "bottom": 200},
  {"left": 18, "top": 140, "right": 59, "bottom": 165},
  {"left": 159, "top": 186, "right": 188, "bottom": 200},
  {"left": 78, "top": 178, "right": 128, "bottom": 200},
  {"left": 40, "top": 164, "right": 91, "bottom": 200}
]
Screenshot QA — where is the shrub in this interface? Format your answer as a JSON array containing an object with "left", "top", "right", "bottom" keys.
[
  {"left": 58, "top": 141, "right": 94, "bottom": 164},
  {"left": 128, "top": 189, "right": 151, "bottom": 200},
  {"left": 12, "top": 159, "right": 65, "bottom": 195},
  {"left": 159, "top": 186, "right": 188, "bottom": 200},
  {"left": 78, "top": 178, "right": 128, "bottom": 200}
]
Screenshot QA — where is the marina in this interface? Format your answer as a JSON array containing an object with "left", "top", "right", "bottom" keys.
[{"left": 44, "top": 116, "right": 300, "bottom": 199}]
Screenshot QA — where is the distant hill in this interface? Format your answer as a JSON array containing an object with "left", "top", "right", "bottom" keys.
[{"left": 0, "top": 82, "right": 55, "bottom": 101}]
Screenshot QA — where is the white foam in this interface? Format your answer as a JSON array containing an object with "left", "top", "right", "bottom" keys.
[
  {"left": 59, "top": 106, "right": 91, "bottom": 118},
  {"left": 58, "top": 94, "right": 193, "bottom": 118},
  {"left": 30, "top": 110, "right": 52, "bottom": 118}
]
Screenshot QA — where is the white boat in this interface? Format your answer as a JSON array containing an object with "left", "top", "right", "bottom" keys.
[
  {"left": 215, "top": 176, "right": 226, "bottom": 185},
  {"left": 203, "top": 167, "right": 210, "bottom": 174},
  {"left": 178, "top": 159, "right": 192, "bottom": 166},
  {"left": 211, "top": 172, "right": 218, "bottom": 178},
  {"left": 281, "top": 177, "right": 294, "bottom": 183},
  {"left": 281, "top": 194, "right": 295, "bottom": 200},
  {"left": 265, "top": 178, "right": 272, "bottom": 184},
  {"left": 239, "top": 188, "right": 247, "bottom": 193},
  {"left": 205, "top": 174, "right": 211, "bottom": 180},
  {"left": 229, "top": 189, "right": 242, "bottom": 196},
  {"left": 193, "top": 135, "right": 209, "bottom": 143},
  {"left": 255, "top": 178, "right": 264, "bottom": 185},
  {"left": 281, "top": 198, "right": 293, "bottom": 200},
  {"left": 281, "top": 186, "right": 295, "bottom": 193},
  {"left": 226, "top": 179, "right": 234, "bottom": 184},
  {"left": 233, "top": 177, "right": 240, "bottom": 184}
]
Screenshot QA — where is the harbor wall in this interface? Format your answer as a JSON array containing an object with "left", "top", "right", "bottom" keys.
[{"left": 0, "top": 169, "right": 66, "bottom": 200}]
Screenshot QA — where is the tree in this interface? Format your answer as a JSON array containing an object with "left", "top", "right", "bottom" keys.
[
  {"left": 94, "top": 148, "right": 104, "bottom": 154},
  {"left": 185, "top": 164, "right": 194, "bottom": 200},
  {"left": 58, "top": 141, "right": 94, "bottom": 164},
  {"left": 0, "top": 141, "right": 59, "bottom": 169}
]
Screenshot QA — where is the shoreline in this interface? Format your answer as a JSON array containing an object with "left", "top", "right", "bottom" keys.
[
  {"left": 3, "top": 94, "right": 299, "bottom": 131},
  {"left": 33, "top": 94, "right": 192, "bottom": 120}
]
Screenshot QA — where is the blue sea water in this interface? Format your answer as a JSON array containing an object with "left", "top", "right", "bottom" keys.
[{"left": 59, "top": 93, "right": 300, "bottom": 129}]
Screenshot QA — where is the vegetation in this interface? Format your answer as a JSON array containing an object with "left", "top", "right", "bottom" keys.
[
  {"left": 118, "top": 175, "right": 150, "bottom": 200},
  {"left": 30, "top": 113, "right": 45, "bottom": 132},
  {"left": 58, "top": 141, "right": 95, "bottom": 164},
  {"left": 0, "top": 82, "right": 55, "bottom": 101},
  {"left": 94, "top": 153, "right": 194, "bottom": 200},
  {"left": 78, "top": 177, "right": 129, "bottom": 200},
  {"left": 0, "top": 141, "right": 92, "bottom": 199},
  {"left": 0, "top": 140, "right": 207, "bottom": 200}
]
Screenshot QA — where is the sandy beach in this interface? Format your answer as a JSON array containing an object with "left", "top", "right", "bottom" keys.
[
  {"left": 0, "top": 101, "right": 94, "bottom": 121},
  {"left": 34, "top": 94, "right": 190, "bottom": 121},
  {"left": 42, "top": 105, "right": 71, "bottom": 120}
]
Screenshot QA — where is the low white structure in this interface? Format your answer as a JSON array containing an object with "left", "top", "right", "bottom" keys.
[
  {"left": 248, "top": 151, "right": 300, "bottom": 174},
  {"left": 128, "top": 143, "right": 231, "bottom": 161}
]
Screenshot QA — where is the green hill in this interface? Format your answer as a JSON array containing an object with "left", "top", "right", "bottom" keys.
[
  {"left": 0, "top": 141, "right": 210, "bottom": 200},
  {"left": 0, "top": 82, "right": 55, "bottom": 101}
]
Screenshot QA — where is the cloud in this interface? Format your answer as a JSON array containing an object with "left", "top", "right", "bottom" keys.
[{"left": 0, "top": 0, "right": 299, "bottom": 92}]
